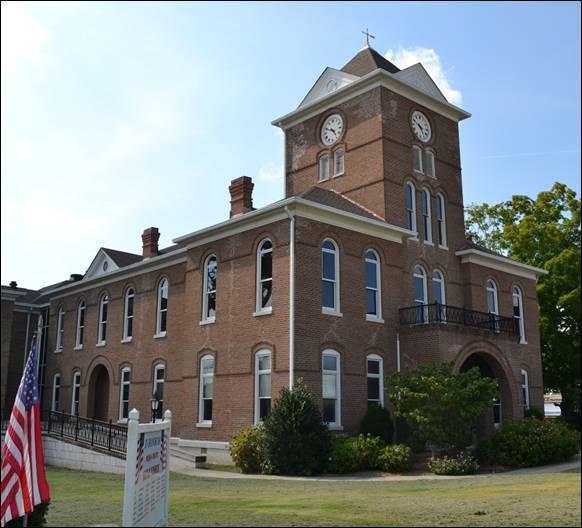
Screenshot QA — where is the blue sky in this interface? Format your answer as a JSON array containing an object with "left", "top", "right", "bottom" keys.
[{"left": 1, "top": 1, "right": 580, "bottom": 289}]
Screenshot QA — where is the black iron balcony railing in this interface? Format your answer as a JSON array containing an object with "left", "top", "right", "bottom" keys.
[{"left": 399, "top": 303, "right": 519, "bottom": 339}]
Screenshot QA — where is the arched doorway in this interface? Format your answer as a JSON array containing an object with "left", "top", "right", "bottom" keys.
[{"left": 87, "top": 365, "right": 110, "bottom": 421}]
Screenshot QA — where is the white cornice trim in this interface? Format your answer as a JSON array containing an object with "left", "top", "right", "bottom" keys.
[
  {"left": 272, "top": 68, "right": 471, "bottom": 129},
  {"left": 456, "top": 249, "right": 548, "bottom": 281},
  {"left": 1, "top": 288, "right": 29, "bottom": 297}
]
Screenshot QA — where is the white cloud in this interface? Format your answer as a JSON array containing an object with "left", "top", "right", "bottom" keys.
[
  {"left": 385, "top": 47, "right": 462, "bottom": 106},
  {"left": 257, "top": 161, "right": 284, "bottom": 183}
]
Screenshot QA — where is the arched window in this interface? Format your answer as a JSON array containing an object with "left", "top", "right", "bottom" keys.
[
  {"left": 421, "top": 189, "right": 432, "bottom": 243},
  {"left": 152, "top": 363, "right": 165, "bottom": 419},
  {"left": 97, "top": 294, "right": 108, "bottom": 345},
  {"left": 436, "top": 193, "right": 447, "bottom": 247},
  {"left": 405, "top": 183, "right": 417, "bottom": 232},
  {"left": 123, "top": 288, "right": 135, "bottom": 341},
  {"left": 56, "top": 306, "right": 65, "bottom": 352},
  {"left": 413, "top": 266, "right": 428, "bottom": 323},
  {"left": 198, "top": 355, "right": 214, "bottom": 425},
  {"left": 425, "top": 149, "right": 436, "bottom": 178},
  {"left": 318, "top": 154, "right": 330, "bottom": 182},
  {"left": 365, "top": 250, "right": 382, "bottom": 321},
  {"left": 367, "top": 354, "right": 384, "bottom": 407},
  {"left": 71, "top": 370, "right": 81, "bottom": 416},
  {"left": 256, "top": 240, "right": 273, "bottom": 313},
  {"left": 333, "top": 148, "right": 345, "bottom": 177},
  {"left": 513, "top": 286, "right": 526, "bottom": 343},
  {"left": 255, "top": 350, "right": 272, "bottom": 423},
  {"left": 486, "top": 279, "right": 500, "bottom": 333},
  {"left": 432, "top": 270, "right": 446, "bottom": 322},
  {"left": 119, "top": 367, "right": 131, "bottom": 421},
  {"left": 75, "top": 301, "right": 85, "bottom": 349},
  {"left": 412, "top": 145, "right": 423, "bottom": 173},
  {"left": 322, "top": 350, "right": 341, "bottom": 428},
  {"left": 521, "top": 369, "right": 530, "bottom": 412},
  {"left": 321, "top": 239, "right": 340, "bottom": 314},
  {"left": 51, "top": 373, "right": 61, "bottom": 412},
  {"left": 202, "top": 256, "right": 217, "bottom": 322},
  {"left": 156, "top": 278, "right": 168, "bottom": 335}
]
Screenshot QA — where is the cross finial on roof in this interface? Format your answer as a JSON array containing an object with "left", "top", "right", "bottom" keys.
[{"left": 362, "top": 28, "right": 375, "bottom": 48}]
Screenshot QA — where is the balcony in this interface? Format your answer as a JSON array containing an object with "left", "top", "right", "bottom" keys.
[{"left": 399, "top": 303, "right": 519, "bottom": 339}]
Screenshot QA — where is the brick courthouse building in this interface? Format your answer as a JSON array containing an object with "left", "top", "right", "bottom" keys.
[{"left": 1, "top": 47, "right": 547, "bottom": 442}]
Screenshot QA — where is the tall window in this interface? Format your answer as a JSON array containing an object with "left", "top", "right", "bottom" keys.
[
  {"left": 436, "top": 194, "right": 447, "bottom": 247},
  {"left": 405, "top": 183, "right": 417, "bottom": 232},
  {"left": 513, "top": 286, "right": 526, "bottom": 343},
  {"left": 119, "top": 367, "right": 131, "bottom": 421},
  {"left": 75, "top": 301, "right": 85, "bottom": 348},
  {"left": 123, "top": 288, "right": 135, "bottom": 341},
  {"left": 56, "top": 306, "right": 65, "bottom": 351},
  {"left": 319, "top": 154, "right": 330, "bottom": 181},
  {"left": 255, "top": 350, "right": 272, "bottom": 423},
  {"left": 333, "top": 148, "right": 345, "bottom": 177},
  {"left": 521, "top": 369, "right": 530, "bottom": 412},
  {"left": 71, "top": 371, "right": 81, "bottom": 416},
  {"left": 365, "top": 250, "right": 382, "bottom": 321},
  {"left": 156, "top": 278, "right": 168, "bottom": 335},
  {"left": 198, "top": 355, "right": 214, "bottom": 424},
  {"left": 432, "top": 270, "right": 446, "bottom": 321},
  {"left": 367, "top": 355, "right": 384, "bottom": 407},
  {"left": 486, "top": 279, "right": 500, "bottom": 333},
  {"left": 425, "top": 150, "right": 436, "bottom": 178},
  {"left": 97, "top": 294, "right": 108, "bottom": 344},
  {"left": 413, "top": 145, "right": 423, "bottom": 173},
  {"left": 421, "top": 190, "right": 432, "bottom": 243},
  {"left": 153, "top": 364, "right": 165, "bottom": 418},
  {"left": 414, "top": 266, "right": 428, "bottom": 323},
  {"left": 52, "top": 373, "right": 61, "bottom": 412},
  {"left": 202, "top": 256, "right": 217, "bottom": 322},
  {"left": 321, "top": 239, "right": 340, "bottom": 314},
  {"left": 493, "top": 382, "right": 502, "bottom": 428},
  {"left": 256, "top": 240, "right": 273, "bottom": 312},
  {"left": 322, "top": 350, "right": 341, "bottom": 427}
]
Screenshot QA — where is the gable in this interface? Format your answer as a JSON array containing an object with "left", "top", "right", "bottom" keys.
[
  {"left": 298, "top": 67, "right": 360, "bottom": 109},
  {"left": 84, "top": 249, "right": 120, "bottom": 280},
  {"left": 393, "top": 63, "right": 448, "bottom": 103}
]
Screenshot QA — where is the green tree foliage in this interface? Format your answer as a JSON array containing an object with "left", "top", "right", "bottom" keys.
[
  {"left": 359, "top": 403, "right": 394, "bottom": 444},
  {"left": 388, "top": 363, "right": 498, "bottom": 453},
  {"left": 465, "top": 183, "right": 581, "bottom": 429}
]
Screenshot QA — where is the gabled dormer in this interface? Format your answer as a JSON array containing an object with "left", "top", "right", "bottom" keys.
[{"left": 84, "top": 248, "right": 142, "bottom": 280}]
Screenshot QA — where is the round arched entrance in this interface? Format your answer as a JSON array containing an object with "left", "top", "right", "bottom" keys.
[{"left": 87, "top": 364, "right": 110, "bottom": 421}]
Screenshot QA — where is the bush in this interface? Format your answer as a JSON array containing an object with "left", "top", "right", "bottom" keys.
[
  {"left": 481, "top": 417, "right": 580, "bottom": 468},
  {"left": 229, "top": 425, "right": 265, "bottom": 474},
  {"left": 262, "top": 379, "right": 331, "bottom": 476},
  {"left": 428, "top": 452, "right": 479, "bottom": 475},
  {"left": 354, "top": 434, "right": 385, "bottom": 469},
  {"left": 524, "top": 407, "right": 545, "bottom": 420},
  {"left": 360, "top": 404, "right": 394, "bottom": 444},
  {"left": 378, "top": 444, "right": 413, "bottom": 473},
  {"left": 6, "top": 501, "right": 50, "bottom": 527},
  {"left": 329, "top": 434, "right": 386, "bottom": 473}
]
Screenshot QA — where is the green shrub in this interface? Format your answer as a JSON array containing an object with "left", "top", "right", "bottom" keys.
[
  {"left": 481, "top": 417, "right": 580, "bottom": 468},
  {"left": 360, "top": 404, "right": 394, "bottom": 444},
  {"left": 428, "top": 452, "right": 479, "bottom": 475},
  {"left": 6, "top": 501, "right": 50, "bottom": 527},
  {"left": 229, "top": 425, "right": 265, "bottom": 473},
  {"left": 378, "top": 444, "right": 413, "bottom": 473},
  {"left": 262, "top": 379, "right": 331, "bottom": 476},
  {"left": 329, "top": 436, "right": 360, "bottom": 474},
  {"left": 524, "top": 407, "right": 545, "bottom": 420},
  {"left": 355, "top": 434, "right": 385, "bottom": 469}
]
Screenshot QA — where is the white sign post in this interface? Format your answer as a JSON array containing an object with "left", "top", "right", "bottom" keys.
[{"left": 123, "top": 408, "right": 171, "bottom": 527}]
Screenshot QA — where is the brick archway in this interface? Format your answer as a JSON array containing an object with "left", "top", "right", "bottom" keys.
[{"left": 87, "top": 364, "right": 110, "bottom": 421}]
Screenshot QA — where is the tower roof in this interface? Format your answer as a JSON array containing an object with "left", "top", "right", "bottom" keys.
[{"left": 341, "top": 47, "right": 400, "bottom": 77}]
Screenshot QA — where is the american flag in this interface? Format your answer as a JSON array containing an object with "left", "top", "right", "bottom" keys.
[{"left": 1, "top": 335, "right": 50, "bottom": 527}]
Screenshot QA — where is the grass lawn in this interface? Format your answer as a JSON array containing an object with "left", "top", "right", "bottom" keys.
[{"left": 45, "top": 465, "right": 581, "bottom": 527}]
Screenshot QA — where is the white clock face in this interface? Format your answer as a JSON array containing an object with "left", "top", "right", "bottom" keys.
[
  {"left": 321, "top": 114, "right": 344, "bottom": 145},
  {"left": 411, "top": 111, "right": 432, "bottom": 143}
]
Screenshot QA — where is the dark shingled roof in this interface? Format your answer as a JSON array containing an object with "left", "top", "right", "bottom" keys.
[
  {"left": 102, "top": 248, "right": 143, "bottom": 268},
  {"left": 341, "top": 47, "right": 400, "bottom": 77},
  {"left": 300, "top": 187, "right": 383, "bottom": 221},
  {"left": 15, "top": 279, "right": 76, "bottom": 305},
  {"left": 460, "top": 239, "right": 505, "bottom": 257}
]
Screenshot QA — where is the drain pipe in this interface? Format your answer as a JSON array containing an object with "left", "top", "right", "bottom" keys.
[
  {"left": 396, "top": 333, "right": 401, "bottom": 373},
  {"left": 284, "top": 205, "right": 295, "bottom": 390}
]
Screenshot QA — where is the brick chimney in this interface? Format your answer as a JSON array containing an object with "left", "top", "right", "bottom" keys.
[
  {"left": 229, "top": 176, "right": 255, "bottom": 217},
  {"left": 142, "top": 227, "right": 160, "bottom": 258}
]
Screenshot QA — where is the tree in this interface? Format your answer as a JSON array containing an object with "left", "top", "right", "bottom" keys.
[
  {"left": 465, "top": 182, "right": 581, "bottom": 429},
  {"left": 388, "top": 363, "right": 498, "bottom": 453}
]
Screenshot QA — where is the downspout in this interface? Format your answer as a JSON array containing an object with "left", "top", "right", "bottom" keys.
[
  {"left": 284, "top": 205, "right": 295, "bottom": 389},
  {"left": 396, "top": 333, "right": 401, "bottom": 373},
  {"left": 23, "top": 311, "right": 31, "bottom": 363}
]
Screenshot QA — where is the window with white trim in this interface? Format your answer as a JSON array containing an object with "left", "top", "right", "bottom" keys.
[
  {"left": 75, "top": 301, "right": 85, "bottom": 348},
  {"left": 425, "top": 150, "right": 436, "bottom": 178},
  {"left": 97, "top": 294, "right": 108, "bottom": 344},
  {"left": 321, "top": 239, "right": 340, "bottom": 313},
  {"left": 365, "top": 250, "right": 382, "bottom": 320},
  {"left": 256, "top": 240, "right": 273, "bottom": 312},
  {"left": 414, "top": 266, "right": 428, "bottom": 323},
  {"left": 333, "top": 148, "right": 345, "bottom": 177},
  {"left": 52, "top": 373, "right": 61, "bottom": 412},
  {"left": 405, "top": 183, "right": 417, "bottom": 232},
  {"left": 255, "top": 350, "right": 272, "bottom": 423},
  {"left": 486, "top": 279, "right": 500, "bottom": 333},
  {"left": 319, "top": 154, "right": 330, "bottom": 181},
  {"left": 156, "top": 278, "right": 168, "bottom": 335},
  {"left": 513, "top": 286, "right": 526, "bottom": 343},
  {"left": 436, "top": 194, "right": 447, "bottom": 247},
  {"left": 56, "top": 306, "right": 65, "bottom": 351},
  {"left": 432, "top": 270, "right": 446, "bottom": 321},
  {"left": 71, "top": 371, "right": 81, "bottom": 416},
  {"left": 202, "top": 256, "right": 217, "bottom": 322},
  {"left": 413, "top": 145, "right": 423, "bottom": 173},
  {"left": 322, "top": 350, "right": 341, "bottom": 427},
  {"left": 119, "top": 367, "right": 131, "bottom": 421},
  {"left": 198, "top": 355, "right": 214, "bottom": 424},
  {"left": 421, "top": 189, "right": 432, "bottom": 243},
  {"left": 367, "top": 355, "right": 384, "bottom": 407},
  {"left": 123, "top": 288, "right": 135, "bottom": 340},
  {"left": 153, "top": 364, "right": 165, "bottom": 417},
  {"left": 521, "top": 369, "right": 530, "bottom": 412}
]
